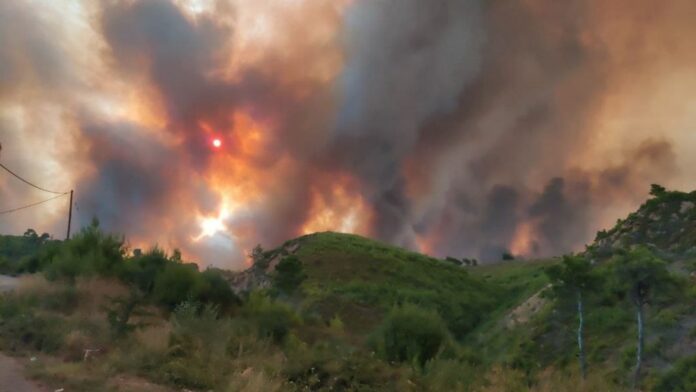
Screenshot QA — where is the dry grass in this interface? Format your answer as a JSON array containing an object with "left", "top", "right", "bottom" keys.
[
  {"left": 474, "top": 366, "right": 527, "bottom": 392},
  {"left": 74, "top": 277, "right": 130, "bottom": 316},
  {"left": 226, "top": 368, "right": 284, "bottom": 392},
  {"left": 133, "top": 324, "right": 172, "bottom": 353},
  {"left": 17, "top": 274, "right": 60, "bottom": 296},
  {"left": 535, "top": 367, "right": 624, "bottom": 392},
  {"left": 62, "top": 330, "right": 95, "bottom": 362}
]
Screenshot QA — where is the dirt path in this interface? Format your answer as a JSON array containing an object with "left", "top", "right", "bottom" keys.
[
  {"left": 0, "top": 275, "right": 48, "bottom": 392},
  {"left": 0, "top": 355, "right": 46, "bottom": 392},
  {"left": 0, "top": 275, "right": 20, "bottom": 293}
]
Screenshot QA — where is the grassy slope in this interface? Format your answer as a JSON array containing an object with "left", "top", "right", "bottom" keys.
[
  {"left": 265, "top": 232, "right": 550, "bottom": 342},
  {"left": 294, "top": 233, "right": 496, "bottom": 336},
  {"left": 465, "top": 258, "right": 558, "bottom": 363}
]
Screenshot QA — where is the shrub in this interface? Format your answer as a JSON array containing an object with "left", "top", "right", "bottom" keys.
[
  {"left": 372, "top": 304, "right": 449, "bottom": 366},
  {"left": 243, "top": 293, "right": 297, "bottom": 344},
  {"left": 43, "top": 219, "right": 125, "bottom": 281},
  {"left": 120, "top": 247, "right": 170, "bottom": 294},
  {"left": 654, "top": 355, "right": 696, "bottom": 391},
  {"left": 153, "top": 263, "right": 200, "bottom": 309},
  {"left": 273, "top": 255, "right": 307, "bottom": 295},
  {"left": 194, "top": 269, "right": 240, "bottom": 310}
]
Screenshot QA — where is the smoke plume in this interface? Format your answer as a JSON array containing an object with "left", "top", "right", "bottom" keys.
[{"left": 1, "top": 0, "right": 695, "bottom": 266}]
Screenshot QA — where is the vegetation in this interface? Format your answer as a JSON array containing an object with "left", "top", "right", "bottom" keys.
[
  {"left": 610, "top": 246, "right": 678, "bottom": 389},
  {"left": 272, "top": 255, "right": 306, "bottom": 296},
  {"left": 1, "top": 185, "right": 695, "bottom": 391},
  {"left": 545, "top": 254, "right": 599, "bottom": 379},
  {"left": 372, "top": 304, "right": 450, "bottom": 367}
]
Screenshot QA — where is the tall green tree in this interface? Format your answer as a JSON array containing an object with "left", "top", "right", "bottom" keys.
[
  {"left": 545, "top": 254, "right": 599, "bottom": 379},
  {"left": 612, "top": 246, "right": 672, "bottom": 390}
]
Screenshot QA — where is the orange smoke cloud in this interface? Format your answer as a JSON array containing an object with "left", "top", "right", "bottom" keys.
[{"left": 302, "top": 175, "right": 371, "bottom": 236}]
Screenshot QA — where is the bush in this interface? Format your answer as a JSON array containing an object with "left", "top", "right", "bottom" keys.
[
  {"left": 273, "top": 255, "right": 307, "bottom": 295},
  {"left": 43, "top": 219, "right": 125, "bottom": 281},
  {"left": 0, "top": 300, "right": 65, "bottom": 353},
  {"left": 372, "top": 304, "right": 449, "bottom": 366},
  {"left": 120, "top": 247, "right": 170, "bottom": 294},
  {"left": 243, "top": 293, "right": 297, "bottom": 344},
  {"left": 152, "top": 263, "right": 200, "bottom": 309},
  {"left": 194, "top": 269, "right": 240, "bottom": 310},
  {"left": 654, "top": 355, "right": 696, "bottom": 391}
]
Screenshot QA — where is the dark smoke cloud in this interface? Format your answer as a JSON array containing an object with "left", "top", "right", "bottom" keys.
[{"left": 1, "top": 0, "right": 695, "bottom": 267}]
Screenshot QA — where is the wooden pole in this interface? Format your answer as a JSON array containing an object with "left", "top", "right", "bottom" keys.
[{"left": 66, "top": 190, "right": 74, "bottom": 240}]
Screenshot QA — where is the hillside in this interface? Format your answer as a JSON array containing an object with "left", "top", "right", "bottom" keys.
[
  {"left": 230, "top": 232, "right": 500, "bottom": 338},
  {"left": 1, "top": 186, "right": 696, "bottom": 390},
  {"left": 588, "top": 186, "right": 696, "bottom": 259}
]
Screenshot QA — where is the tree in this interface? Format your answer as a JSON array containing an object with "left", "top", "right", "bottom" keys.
[
  {"left": 249, "top": 244, "right": 264, "bottom": 263},
  {"left": 612, "top": 246, "right": 673, "bottom": 390},
  {"left": 374, "top": 304, "right": 449, "bottom": 367},
  {"left": 273, "top": 255, "right": 306, "bottom": 295},
  {"left": 545, "top": 254, "right": 599, "bottom": 379},
  {"left": 649, "top": 184, "right": 667, "bottom": 198},
  {"left": 23, "top": 228, "right": 38, "bottom": 240}
]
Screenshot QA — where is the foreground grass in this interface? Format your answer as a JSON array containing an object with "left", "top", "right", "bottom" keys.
[{"left": 0, "top": 274, "right": 625, "bottom": 392}]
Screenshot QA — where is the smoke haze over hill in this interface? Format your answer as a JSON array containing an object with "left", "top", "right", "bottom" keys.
[{"left": 1, "top": 0, "right": 695, "bottom": 267}]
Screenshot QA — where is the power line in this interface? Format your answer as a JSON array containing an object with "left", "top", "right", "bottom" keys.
[
  {"left": 0, "top": 162, "right": 66, "bottom": 195},
  {"left": 0, "top": 193, "right": 69, "bottom": 216}
]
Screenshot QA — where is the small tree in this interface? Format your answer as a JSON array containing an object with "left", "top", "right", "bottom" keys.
[
  {"left": 250, "top": 244, "right": 264, "bottom": 263},
  {"left": 105, "top": 290, "right": 149, "bottom": 338},
  {"left": 374, "top": 304, "right": 449, "bottom": 367},
  {"left": 612, "top": 246, "right": 673, "bottom": 389},
  {"left": 545, "top": 254, "right": 599, "bottom": 379},
  {"left": 649, "top": 184, "right": 667, "bottom": 198},
  {"left": 273, "top": 255, "right": 306, "bottom": 295}
]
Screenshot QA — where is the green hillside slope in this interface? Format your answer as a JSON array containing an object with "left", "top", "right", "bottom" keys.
[{"left": 237, "top": 232, "right": 500, "bottom": 339}]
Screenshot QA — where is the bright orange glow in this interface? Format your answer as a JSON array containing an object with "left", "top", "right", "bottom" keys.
[
  {"left": 301, "top": 177, "right": 371, "bottom": 235},
  {"left": 510, "top": 221, "right": 535, "bottom": 257},
  {"left": 415, "top": 235, "right": 435, "bottom": 255},
  {"left": 212, "top": 138, "right": 222, "bottom": 148}
]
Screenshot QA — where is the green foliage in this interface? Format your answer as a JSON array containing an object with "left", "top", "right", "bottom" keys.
[
  {"left": 610, "top": 246, "right": 673, "bottom": 306},
  {"left": 283, "top": 342, "right": 414, "bottom": 391},
  {"left": 120, "top": 247, "right": 170, "bottom": 293},
  {"left": 650, "top": 184, "right": 667, "bottom": 198},
  {"left": 43, "top": 219, "right": 125, "bottom": 281},
  {"left": 152, "top": 262, "right": 200, "bottom": 309},
  {"left": 105, "top": 292, "right": 149, "bottom": 338},
  {"left": 372, "top": 304, "right": 449, "bottom": 367},
  {"left": 545, "top": 254, "right": 599, "bottom": 299},
  {"left": 243, "top": 293, "right": 297, "bottom": 343},
  {"left": 0, "top": 295, "right": 66, "bottom": 353},
  {"left": 0, "top": 230, "right": 57, "bottom": 274},
  {"left": 654, "top": 355, "right": 696, "bottom": 391},
  {"left": 193, "top": 269, "right": 240, "bottom": 309},
  {"left": 295, "top": 232, "right": 495, "bottom": 338},
  {"left": 273, "top": 255, "right": 307, "bottom": 295}
]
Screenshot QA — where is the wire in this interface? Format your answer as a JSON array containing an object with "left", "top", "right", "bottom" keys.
[
  {"left": 0, "top": 162, "right": 66, "bottom": 195},
  {"left": 0, "top": 193, "right": 69, "bottom": 216}
]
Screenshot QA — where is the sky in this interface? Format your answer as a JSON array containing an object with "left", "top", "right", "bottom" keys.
[{"left": 1, "top": 0, "right": 696, "bottom": 268}]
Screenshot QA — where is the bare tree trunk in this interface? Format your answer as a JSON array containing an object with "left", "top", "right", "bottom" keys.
[
  {"left": 577, "top": 290, "right": 586, "bottom": 379},
  {"left": 632, "top": 302, "right": 644, "bottom": 390}
]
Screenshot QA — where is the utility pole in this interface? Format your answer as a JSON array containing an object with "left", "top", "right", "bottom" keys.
[{"left": 66, "top": 190, "right": 74, "bottom": 240}]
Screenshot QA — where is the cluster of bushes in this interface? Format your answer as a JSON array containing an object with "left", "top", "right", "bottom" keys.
[
  {"left": 0, "top": 229, "right": 55, "bottom": 274},
  {"left": 11, "top": 219, "right": 239, "bottom": 313}
]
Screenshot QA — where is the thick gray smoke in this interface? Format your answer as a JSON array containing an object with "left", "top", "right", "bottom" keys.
[{"left": 1, "top": 0, "right": 694, "bottom": 266}]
